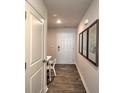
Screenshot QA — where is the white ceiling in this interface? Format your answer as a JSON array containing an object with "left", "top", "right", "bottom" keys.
[{"left": 43, "top": 0, "right": 92, "bottom": 28}]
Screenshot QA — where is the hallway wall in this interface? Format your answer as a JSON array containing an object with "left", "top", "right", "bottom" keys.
[
  {"left": 47, "top": 27, "right": 77, "bottom": 64},
  {"left": 76, "top": 0, "right": 99, "bottom": 93}
]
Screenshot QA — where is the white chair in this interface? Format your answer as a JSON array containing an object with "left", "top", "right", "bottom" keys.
[{"left": 47, "top": 58, "right": 56, "bottom": 77}]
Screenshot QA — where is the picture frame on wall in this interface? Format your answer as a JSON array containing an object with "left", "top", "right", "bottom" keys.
[
  {"left": 82, "top": 30, "right": 88, "bottom": 57},
  {"left": 88, "top": 19, "right": 99, "bottom": 66},
  {"left": 78, "top": 19, "right": 99, "bottom": 66},
  {"left": 79, "top": 32, "right": 83, "bottom": 54}
]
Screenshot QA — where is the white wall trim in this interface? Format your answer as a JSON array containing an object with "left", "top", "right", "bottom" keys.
[{"left": 75, "top": 62, "right": 90, "bottom": 93}]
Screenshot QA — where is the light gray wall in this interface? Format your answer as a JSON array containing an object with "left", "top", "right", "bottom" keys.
[
  {"left": 76, "top": 0, "right": 99, "bottom": 93},
  {"left": 47, "top": 27, "right": 77, "bottom": 64},
  {"left": 47, "top": 28, "right": 57, "bottom": 58}
]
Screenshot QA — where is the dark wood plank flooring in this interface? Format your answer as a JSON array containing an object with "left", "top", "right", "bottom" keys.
[{"left": 47, "top": 64, "right": 86, "bottom": 93}]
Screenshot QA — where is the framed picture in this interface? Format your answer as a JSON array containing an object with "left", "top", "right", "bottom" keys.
[
  {"left": 79, "top": 32, "right": 83, "bottom": 54},
  {"left": 78, "top": 19, "right": 99, "bottom": 66},
  {"left": 82, "top": 30, "right": 88, "bottom": 57},
  {"left": 88, "top": 19, "right": 99, "bottom": 66}
]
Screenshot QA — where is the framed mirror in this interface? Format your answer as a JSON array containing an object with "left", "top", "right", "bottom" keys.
[{"left": 88, "top": 19, "right": 99, "bottom": 66}]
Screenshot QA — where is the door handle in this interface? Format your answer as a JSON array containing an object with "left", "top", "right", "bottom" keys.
[{"left": 43, "top": 59, "right": 48, "bottom": 63}]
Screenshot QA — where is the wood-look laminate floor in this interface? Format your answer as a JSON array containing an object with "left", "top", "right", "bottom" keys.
[{"left": 47, "top": 64, "right": 86, "bottom": 93}]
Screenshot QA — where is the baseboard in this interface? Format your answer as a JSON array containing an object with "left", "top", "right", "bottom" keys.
[{"left": 75, "top": 63, "right": 90, "bottom": 93}]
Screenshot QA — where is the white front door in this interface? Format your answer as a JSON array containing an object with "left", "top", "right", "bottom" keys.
[
  {"left": 56, "top": 32, "right": 75, "bottom": 64},
  {"left": 25, "top": 2, "right": 46, "bottom": 93}
]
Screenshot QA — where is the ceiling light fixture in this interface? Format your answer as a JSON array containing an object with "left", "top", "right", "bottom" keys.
[{"left": 56, "top": 19, "right": 62, "bottom": 24}]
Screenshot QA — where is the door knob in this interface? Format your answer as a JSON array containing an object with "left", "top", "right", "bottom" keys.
[{"left": 43, "top": 59, "right": 48, "bottom": 63}]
